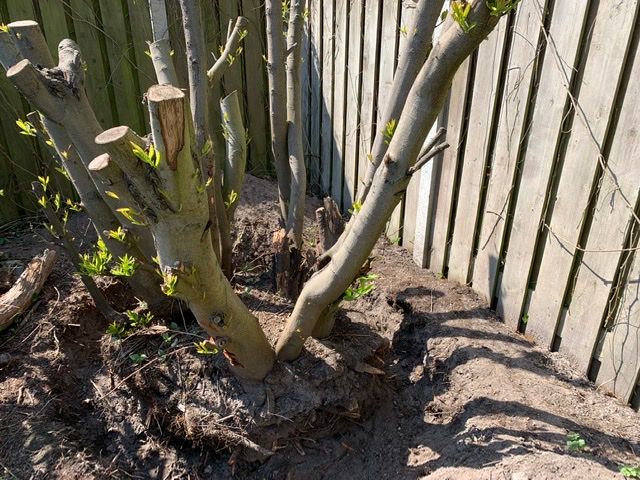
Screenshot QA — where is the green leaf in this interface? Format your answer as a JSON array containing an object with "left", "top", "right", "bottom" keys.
[
  {"left": 16, "top": 118, "right": 36, "bottom": 137},
  {"left": 129, "top": 353, "right": 148, "bottom": 364},
  {"left": 130, "top": 142, "right": 160, "bottom": 168},
  {"left": 566, "top": 432, "right": 587, "bottom": 452},
  {"left": 194, "top": 340, "right": 218, "bottom": 355},
  {"left": 116, "top": 207, "right": 146, "bottom": 226},
  {"left": 620, "top": 466, "right": 640, "bottom": 478}
]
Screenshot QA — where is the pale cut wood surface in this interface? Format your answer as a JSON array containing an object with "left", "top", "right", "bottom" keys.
[{"left": 0, "top": 249, "right": 57, "bottom": 332}]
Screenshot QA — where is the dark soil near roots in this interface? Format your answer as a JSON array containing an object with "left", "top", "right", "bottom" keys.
[{"left": 1, "top": 175, "right": 639, "bottom": 480}]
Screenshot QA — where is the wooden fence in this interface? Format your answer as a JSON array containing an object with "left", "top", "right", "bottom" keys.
[
  {"left": 304, "top": 0, "right": 640, "bottom": 408},
  {"left": 0, "top": 0, "right": 270, "bottom": 223}
]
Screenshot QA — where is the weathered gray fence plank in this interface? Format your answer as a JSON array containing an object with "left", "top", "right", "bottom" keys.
[
  {"left": 558, "top": 54, "right": 640, "bottom": 374},
  {"left": 526, "top": 0, "right": 639, "bottom": 348},
  {"left": 447, "top": 19, "right": 509, "bottom": 285},
  {"left": 320, "top": 0, "right": 334, "bottom": 194},
  {"left": 495, "top": 0, "right": 589, "bottom": 327},
  {"left": 472, "top": 0, "right": 545, "bottom": 304},
  {"left": 356, "top": 0, "right": 380, "bottom": 201},
  {"left": 596, "top": 249, "right": 640, "bottom": 403},
  {"left": 342, "top": 0, "right": 363, "bottom": 210},
  {"left": 330, "top": 0, "right": 348, "bottom": 206},
  {"left": 427, "top": 60, "right": 472, "bottom": 274}
]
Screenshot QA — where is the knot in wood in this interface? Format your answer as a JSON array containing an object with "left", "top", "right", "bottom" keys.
[{"left": 209, "top": 312, "right": 225, "bottom": 327}]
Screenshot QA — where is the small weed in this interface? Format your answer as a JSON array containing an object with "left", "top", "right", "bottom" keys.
[
  {"left": 162, "top": 272, "right": 179, "bottom": 296},
  {"left": 107, "top": 227, "right": 127, "bottom": 242},
  {"left": 129, "top": 353, "right": 148, "bottom": 364},
  {"left": 162, "top": 332, "right": 177, "bottom": 348},
  {"left": 125, "top": 310, "right": 154, "bottom": 328},
  {"left": 383, "top": 119, "right": 397, "bottom": 144},
  {"left": 521, "top": 314, "right": 529, "bottom": 325},
  {"left": 116, "top": 207, "right": 146, "bottom": 226},
  {"left": 566, "top": 432, "right": 587, "bottom": 452},
  {"left": 620, "top": 466, "right": 640, "bottom": 478},
  {"left": 486, "top": 0, "right": 520, "bottom": 17},
  {"left": 343, "top": 274, "right": 378, "bottom": 301},
  {"left": 225, "top": 190, "right": 239, "bottom": 209},
  {"left": 348, "top": 200, "right": 363, "bottom": 216},
  {"left": 106, "top": 321, "right": 126, "bottom": 338},
  {"left": 194, "top": 340, "right": 218, "bottom": 355},
  {"left": 79, "top": 239, "right": 112, "bottom": 276},
  {"left": 110, "top": 254, "right": 137, "bottom": 277},
  {"left": 16, "top": 118, "right": 36, "bottom": 137}
]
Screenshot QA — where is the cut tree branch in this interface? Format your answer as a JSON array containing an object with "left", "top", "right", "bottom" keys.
[{"left": 0, "top": 249, "right": 56, "bottom": 332}]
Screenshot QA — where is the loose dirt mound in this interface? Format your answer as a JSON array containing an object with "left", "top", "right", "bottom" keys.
[{"left": 0, "top": 175, "right": 639, "bottom": 479}]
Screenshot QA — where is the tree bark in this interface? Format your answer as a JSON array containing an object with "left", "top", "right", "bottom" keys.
[
  {"left": 265, "top": 0, "right": 291, "bottom": 220},
  {"left": 276, "top": 2, "right": 502, "bottom": 360},
  {"left": 220, "top": 90, "right": 247, "bottom": 223},
  {"left": 357, "top": 0, "right": 446, "bottom": 203},
  {"left": 148, "top": 0, "right": 179, "bottom": 86},
  {"left": 2, "top": 23, "right": 162, "bottom": 305},
  {"left": 98, "top": 85, "right": 274, "bottom": 379}
]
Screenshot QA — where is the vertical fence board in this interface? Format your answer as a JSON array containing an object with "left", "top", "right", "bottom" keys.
[
  {"left": 308, "top": 0, "right": 322, "bottom": 194},
  {"left": 68, "top": 0, "right": 115, "bottom": 128},
  {"left": 301, "top": 0, "right": 311, "bottom": 179},
  {"left": 356, "top": 0, "right": 380, "bottom": 200},
  {"left": 320, "top": 0, "right": 334, "bottom": 194},
  {"left": 526, "top": 0, "right": 639, "bottom": 348},
  {"left": 447, "top": 19, "right": 508, "bottom": 285},
  {"left": 219, "top": 0, "right": 245, "bottom": 115},
  {"left": 558, "top": 59, "right": 640, "bottom": 374},
  {"left": 2, "top": 0, "right": 42, "bottom": 213},
  {"left": 330, "top": 0, "right": 348, "bottom": 206},
  {"left": 472, "top": 1, "right": 545, "bottom": 304},
  {"left": 38, "top": 0, "right": 71, "bottom": 58},
  {"left": 596, "top": 250, "right": 640, "bottom": 402},
  {"left": 342, "top": 0, "right": 363, "bottom": 210},
  {"left": 99, "top": 0, "right": 146, "bottom": 133},
  {"left": 0, "top": 84, "right": 38, "bottom": 214},
  {"left": 427, "top": 61, "right": 472, "bottom": 274},
  {"left": 241, "top": 0, "right": 269, "bottom": 174},
  {"left": 127, "top": 0, "right": 157, "bottom": 129},
  {"left": 378, "top": 0, "right": 400, "bottom": 239},
  {"left": 409, "top": 2, "right": 449, "bottom": 261},
  {"left": 164, "top": 0, "right": 188, "bottom": 87},
  {"left": 495, "top": 0, "right": 589, "bottom": 327},
  {"left": 397, "top": 1, "right": 418, "bottom": 249}
]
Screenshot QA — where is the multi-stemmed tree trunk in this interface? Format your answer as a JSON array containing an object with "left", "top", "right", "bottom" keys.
[
  {"left": 265, "top": 0, "right": 308, "bottom": 299},
  {"left": 0, "top": 0, "right": 515, "bottom": 379}
]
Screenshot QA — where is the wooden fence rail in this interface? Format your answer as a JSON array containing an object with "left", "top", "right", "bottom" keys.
[
  {"left": 0, "top": 0, "right": 271, "bottom": 223},
  {"left": 303, "top": 0, "right": 640, "bottom": 409}
]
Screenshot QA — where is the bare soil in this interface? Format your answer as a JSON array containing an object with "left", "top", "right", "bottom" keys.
[{"left": 1, "top": 175, "right": 639, "bottom": 480}]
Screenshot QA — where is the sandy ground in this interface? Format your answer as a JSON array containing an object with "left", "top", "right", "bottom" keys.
[{"left": 0, "top": 175, "right": 638, "bottom": 479}]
